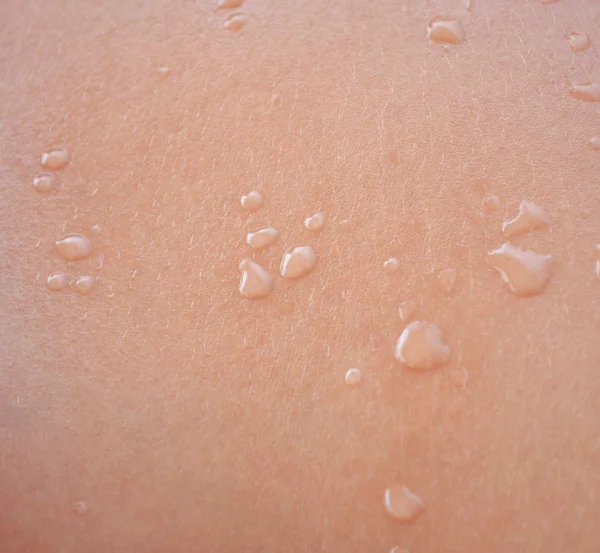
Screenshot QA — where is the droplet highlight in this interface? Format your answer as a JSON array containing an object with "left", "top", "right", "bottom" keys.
[
  {"left": 224, "top": 13, "right": 248, "bottom": 31},
  {"left": 345, "top": 368, "right": 362, "bottom": 386},
  {"left": 384, "top": 484, "right": 425, "bottom": 522},
  {"left": 280, "top": 245, "right": 317, "bottom": 279},
  {"left": 570, "top": 83, "right": 600, "bottom": 103},
  {"left": 502, "top": 200, "right": 550, "bottom": 239},
  {"left": 73, "top": 276, "right": 94, "bottom": 296},
  {"left": 427, "top": 17, "right": 465, "bottom": 45},
  {"left": 47, "top": 272, "right": 69, "bottom": 291},
  {"left": 568, "top": 32, "right": 591, "bottom": 52},
  {"left": 239, "top": 259, "right": 273, "bottom": 299},
  {"left": 240, "top": 190, "right": 262, "bottom": 211},
  {"left": 399, "top": 299, "right": 417, "bottom": 323},
  {"left": 55, "top": 234, "right": 93, "bottom": 261},
  {"left": 383, "top": 257, "right": 400, "bottom": 275},
  {"left": 305, "top": 212, "right": 325, "bottom": 232},
  {"left": 395, "top": 321, "right": 450, "bottom": 370},
  {"left": 246, "top": 227, "right": 279, "bottom": 250},
  {"left": 487, "top": 242, "right": 553, "bottom": 296},
  {"left": 437, "top": 268, "right": 457, "bottom": 294},
  {"left": 41, "top": 148, "right": 70, "bottom": 170},
  {"left": 33, "top": 173, "right": 56, "bottom": 192}
]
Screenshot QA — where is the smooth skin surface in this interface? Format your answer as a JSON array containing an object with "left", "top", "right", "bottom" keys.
[{"left": 1, "top": 0, "right": 600, "bottom": 551}]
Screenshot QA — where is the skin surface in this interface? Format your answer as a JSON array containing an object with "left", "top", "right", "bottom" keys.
[{"left": 1, "top": 0, "right": 600, "bottom": 551}]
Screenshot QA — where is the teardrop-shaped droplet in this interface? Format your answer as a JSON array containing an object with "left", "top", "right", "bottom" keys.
[
  {"left": 345, "top": 368, "right": 362, "bottom": 385},
  {"left": 247, "top": 227, "right": 279, "bottom": 250},
  {"left": 384, "top": 484, "right": 425, "bottom": 522},
  {"left": 73, "top": 276, "right": 94, "bottom": 296},
  {"left": 589, "top": 136, "right": 600, "bottom": 151},
  {"left": 41, "top": 148, "right": 70, "bottom": 170},
  {"left": 224, "top": 13, "right": 248, "bottom": 31},
  {"left": 395, "top": 321, "right": 450, "bottom": 370},
  {"left": 305, "top": 212, "right": 325, "bottom": 231},
  {"left": 33, "top": 173, "right": 56, "bottom": 192},
  {"left": 47, "top": 272, "right": 69, "bottom": 291},
  {"left": 280, "top": 245, "right": 317, "bottom": 279},
  {"left": 568, "top": 32, "right": 591, "bottom": 52},
  {"left": 55, "top": 233, "right": 93, "bottom": 261},
  {"left": 428, "top": 17, "right": 465, "bottom": 45},
  {"left": 240, "top": 190, "right": 262, "bottom": 211},
  {"left": 239, "top": 259, "right": 273, "bottom": 299}
]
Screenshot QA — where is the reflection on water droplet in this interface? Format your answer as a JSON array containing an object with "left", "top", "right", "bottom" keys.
[
  {"left": 157, "top": 66, "right": 171, "bottom": 76},
  {"left": 218, "top": 0, "right": 244, "bottom": 8},
  {"left": 482, "top": 194, "right": 499, "bottom": 214},
  {"left": 55, "top": 234, "right": 92, "bottom": 261},
  {"left": 239, "top": 259, "right": 273, "bottom": 299},
  {"left": 73, "top": 276, "right": 94, "bottom": 296},
  {"left": 47, "top": 272, "right": 69, "bottom": 291},
  {"left": 41, "top": 148, "right": 70, "bottom": 170},
  {"left": 339, "top": 219, "right": 352, "bottom": 231},
  {"left": 224, "top": 13, "right": 248, "bottom": 31},
  {"left": 72, "top": 501, "right": 88, "bottom": 516},
  {"left": 305, "top": 212, "right": 325, "bottom": 231},
  {"left": 568, "top": 32, "right": 591, "bottom": 52},
  {"left": 33, "top": 173, "right": 56, "bottom": 192},
  {"left": 384, "top": 484, "right": 425, "bottom": 522},
  {"left": 280, "top": 245, "right": 317, "bottom": 279},
  {"left": 437, "top": 268, "right": 457, "bottom": 294},
  {"left": 383, "top": 257, "right": 400, "bottom": 275},
  {"left": 247, "top": 227, "right": 279, "bottom": 250},
  {"left": 428, "top": 17, "right": 465, "bottom": 45},
  {"left": 91, "top": 224, "right": 103, "bottom": 233},
  {"left": 395, "top": 321, "right": 450, "bottom": 370},
  {"left": 240, "top": 191, "right": 262, "bottom": 211},
  {"left": 589, "top": 136, "right": 600, "bottom": 151},
  {"left": 487, "top": 242, "right": 552, "bottom": 296},
  {"left": 345, "top": 368, "right": 361, "bottom": 385},
  {"left": 502, "top": 200, "right": 550, "bottom": 239},
  {"left": 570, "top": 83, "right": 600, "bottom": 102},
  {"left": 399, "top": 299, "right": 417, "bottom": 322}
]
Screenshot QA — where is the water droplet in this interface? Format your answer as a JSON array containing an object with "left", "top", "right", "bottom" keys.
[
  {"left": 487, "top": 243, "right": 553, "bottom": 296},
  {"left": 47, "top": 272, "right": 68, "bottom": 291},
  {"left": 72, "top": 501, "right": 88, "bottom": 516},
  {"left": 217, "top": 0, "right": 244, "bottom": 8},
  {"left": 247, "top": 227, "right": 279, "bottom": 250},
  {"left": 570, "top": 83, "right": 600, "bottom": 102},
  {"left": 339, "top": 219, "right": 353, "bottom": 231},
  {"left": 305, "top": 212, "right": 325, "bottom": 232},
  {"left": 240, "top": 190, "right": 262, "bottom": 211},
  {"left": 465, "top": 0, "right": 474, "bottom": 11},
  {"left": 41, "top": 148, "right": 70, "bottom": 170},
  {"left": 399, "top": 299, "right": 417, "bottom": 322},
  {"left": 239, "top": 259, "right": 273, "bottom": 299},
  {"left": 568, "top": 32, "right": 591, "bottom": 52},
  {"left": 91, "top": 224, "right": 103, "bottom": 233},
  {"left": 72, "top": 276, "right": 94, "bottom": 296},
  {"left": 589, "top": 136, "right": 600, "bottom": 151},
  {"left": 502, "top": 200, "right": 550, "bottom": 239},
  {"left": 33, "top": 173, "right": 56, "bottom": 192},
  {"left": 395, "top": 321, "right": 450, "bottom": 370},
  {"left": 437, "top": 268, "right": 457, "bottom": 294},
  {"left": 55, "top": 234, "right": 93, "bottom": 261},
  {"left": 224, "top": 13, "right": 248, "bottom": 31},
  {"left": 596, "top": 260, "right": 600, "bottom": 281},
  {"left": 427, "top": 17, "right": 465, "bottom": 45},
  {"left": 157, "top": 66, "right": 171, "bottom": 76},
  {"left": 345, "top": 368, "right": 362, "bottom": 385},
  {"left": 384, "top": 484, "right": 425, "bottom": 522},
  {"left": 594, "top": 244, "right": 600, "bottom": 260},
  {"left": 481, "top": 194, "right": 499, "bottom": 214},
  {"left": 383, "top": 257, "right": 400, "bottom": 275},
  {"left": 280, "top": 245, "right": 317, "bottom": 279}
]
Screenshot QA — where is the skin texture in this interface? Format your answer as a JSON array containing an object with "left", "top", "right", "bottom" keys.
[{"left": 1, "top": 0, "right": 600, "bottom": 551}]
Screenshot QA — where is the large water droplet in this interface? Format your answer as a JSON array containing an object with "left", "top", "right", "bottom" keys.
[
  {"left": 345, "top": 368, "right": 362, "bottom": 385},
  {"left": 383, "top": 257, "right": 400, "bottom": 275},
  {"left": 55, "top": 234, "right": 93, "bottom": 261},
  {"left": 41, "top": 148, "right": 70, "bottom": 170},
  {"left": 437, "top": 268, "right": 457, "bottom": 294},
  {"left": 47, "top": 272, "right": 69, "bottom": 291},
  {"left": 399, "top": 299, "right": 417, "bottom": 322},
  {"left": 224, "top": 13, "right": 248, "bottom": 31},
  {"left": 487, "top": 243, "right": 552, "bottom": 296},
  {"left": 240, "top": 190, "right": 262, "bottom": 211},
  {"left": 73, "top": 276, "right": 94, "bottom": 296},
  {"left": 246, "top": 227, "right": 279, "bottom": 250},
  {"left": 589, "top": 136, "right": 600, "bottom": 151},
  {"left": 239, "top": 259, "right": 273, "bottom": 299},
  {"left": 217, "top": 0, "right": 244, "bottom": 8},
  {"left": 395, "top": 321, "right": 450, "bottom": 370},
  {"left": 570, "top": 83, "right": 600, "bottom": 102},
  {"left": 33, "top": 173, "right": 56, "bottom": 192},
  {"left": 384, "top": 484, "right": 425, "bottom": 522},
  {"left": 427, "top": 17, "right": 465, "bottom": 45},
  {"left": 305, "top": 212, "right": 325, "bottom": 232},
  {"left": 568, "top": 32, "right": 591, "bottom": 52},
  {"left": 502, "top": 200, "right": 550, "bottom": 239},
  {"left": 280, "top": 245, "right": 317, "bottom": 279}
]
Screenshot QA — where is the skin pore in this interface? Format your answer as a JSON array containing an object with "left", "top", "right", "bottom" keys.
[{"left": 1, "top": 0, "right": 600, "bottom": 551}]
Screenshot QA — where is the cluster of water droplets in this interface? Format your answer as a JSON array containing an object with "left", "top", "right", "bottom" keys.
[{"left": 217, "top": 0, "right": 249, "bottom": 31}]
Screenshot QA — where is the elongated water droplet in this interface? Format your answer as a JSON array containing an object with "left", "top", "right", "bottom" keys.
[
  {"left": 383, "top": 257, "right": 400, "bottom": 275},
  {"left": 570, "top": 83, "right": 600, "bottom": 102},
  {"left": 589, "top": 136, "right": 600, "bottom": 151},
  {"left": 428, "top": 17, "right": 465, "bottom": 45},
  {"left": 305, "top": 212, "right": 325, "bottom": 231},
  {"left": 395, "top": 321, "right": 450, "bottom": 370},
  {"left": 41, "top": 148, "right": 70, "bottom": 170},
  {"left": 246, "top": 227, "right": 279, "bottom": 250},
  {"left": 55, "top": 234, "right": 92, "bottom": 261},
  {"left": 502, "top": 200, "right": 550, "bottom": 239},
  {"left": 73, "top": 276, "right": 94, "bottom": 296},
  {"left": 280, "top": 245, "right": 317, "bottom": 279},
  {"left": 217, "top": 0, "right": 244, "bottom": 8},
  {"left": 47, "top": 272, "right": 68, "bottom": 291},
  {"left": 399, "top": 299, "right": 417, "bottom": 322},
  {"left": 384, "top": 484, "right": 425, "bottom": 522},
  {"left": 437, "top": 268, "right": 457, "bottom": 294},
  {"left": 568, "top": 32, "right": 591, "bottom": 52},
  {"left": 240, "top": 190, "right": 262, "bottom": 211},
  {"left": 487, "top": 243, "right": 552, "bottom": 296},
  {"left": 224, "top": 13, "right": 247, "bottom": 31},
  {"left": 33, "top": 173, "right": 56, "bottom": 192},
  {"left": 239, "top": 259, "right": 273, "bottom": 299},
  {"left": 345, "top": 368, "right": 361, "bottom": 385},
  {"left": 595, "top": 260, "right": 600, "bottom": 281},
  {"left": 156, "top": 66, "right": 171, "bottom": 76}
]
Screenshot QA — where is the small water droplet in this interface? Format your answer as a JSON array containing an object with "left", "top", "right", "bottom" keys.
[
  {"left": 345, "top": 368, "right": 362, "bottom": 385},
  {"left": 72, "top": 276, "right": 94, "bottom": 296},
  {"left": 399, "top": 299, "right": 417, "bottom": 322},
  {"left": 239, "top": 259, "right": 273, "bottom": 299},
  {"left": 596, "top": 260, "right": 600, "bottom": 280},
  {"left": 339, "top": 218, "right": 353, "bottom": 231},
  {"left": 305, "top": 212, "right": 325, "bottom": 232},
  {"left": 247, "top": 227, "right": 279, "bottom": 249},
  {"left": 384, "top": 484, "right": 425, "bottom": 522},
  {"left": 487, "top": 243, "right": 553, "bottom": 296},
  {"left": 240, "top": 190, "right": 262, "bottom": 211},
  {"left": 428, "top": 17, "right": 465, "bottom": 45},
  {"left": 437, "top": 268, "right": 457, "bottom": 294},
  {"left": 91, "top": 224, "right": 103, "bottom": 233},
  {"left": 41, "top": 148, "right": 70, "bottom": 170},
  {"left": 55, "top": 234, "right": 93, "bottom": 261},
  {"left": 570, "top": 83, "right": 600, "bottom": 102},
  {"left": 47, "top": 272, "right": 69, "bottom": 291},
  {"left": 395, "top": 321, "right": 450, "bottom": 370},
  {"left": 383, "top": 257, "right": 400, "bottom": 275},
  {"left": 217, "top": 0, "right": 244, "bottom": 8},
  {"left": 224, "top": 13, "right": 248, "bottom": 31},
  {"left": 568, "top": 32, "right": 591, "bottom": 52},
  {"left": 280, "top": 245, "right": 317, "bottom": 279},
  {"left": 589, "top": 136, "right": 600, "bottom": 151},
  {"left": 482, "top": 194, "right": 499, "bottom": 214},
  {"left": 502, "top": 200, "right": 550, "bottom": 239},
  {"left": 72, "top": 501, "right": 88, "bottom": 516},
  {"left": 157, "top": 66, "right": 171, "bottom": 76},
  {"left": 33, "top": 172, "right": 56, "bottom": 192}
]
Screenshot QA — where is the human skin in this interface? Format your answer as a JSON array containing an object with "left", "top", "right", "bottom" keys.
[{"left": 1, "top": 0, "right": 600, "bottom": 551}]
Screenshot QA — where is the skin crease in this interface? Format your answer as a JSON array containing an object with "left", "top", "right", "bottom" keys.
[{"left": 1, "top": 0, "right": 600, "bottom": 551}]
